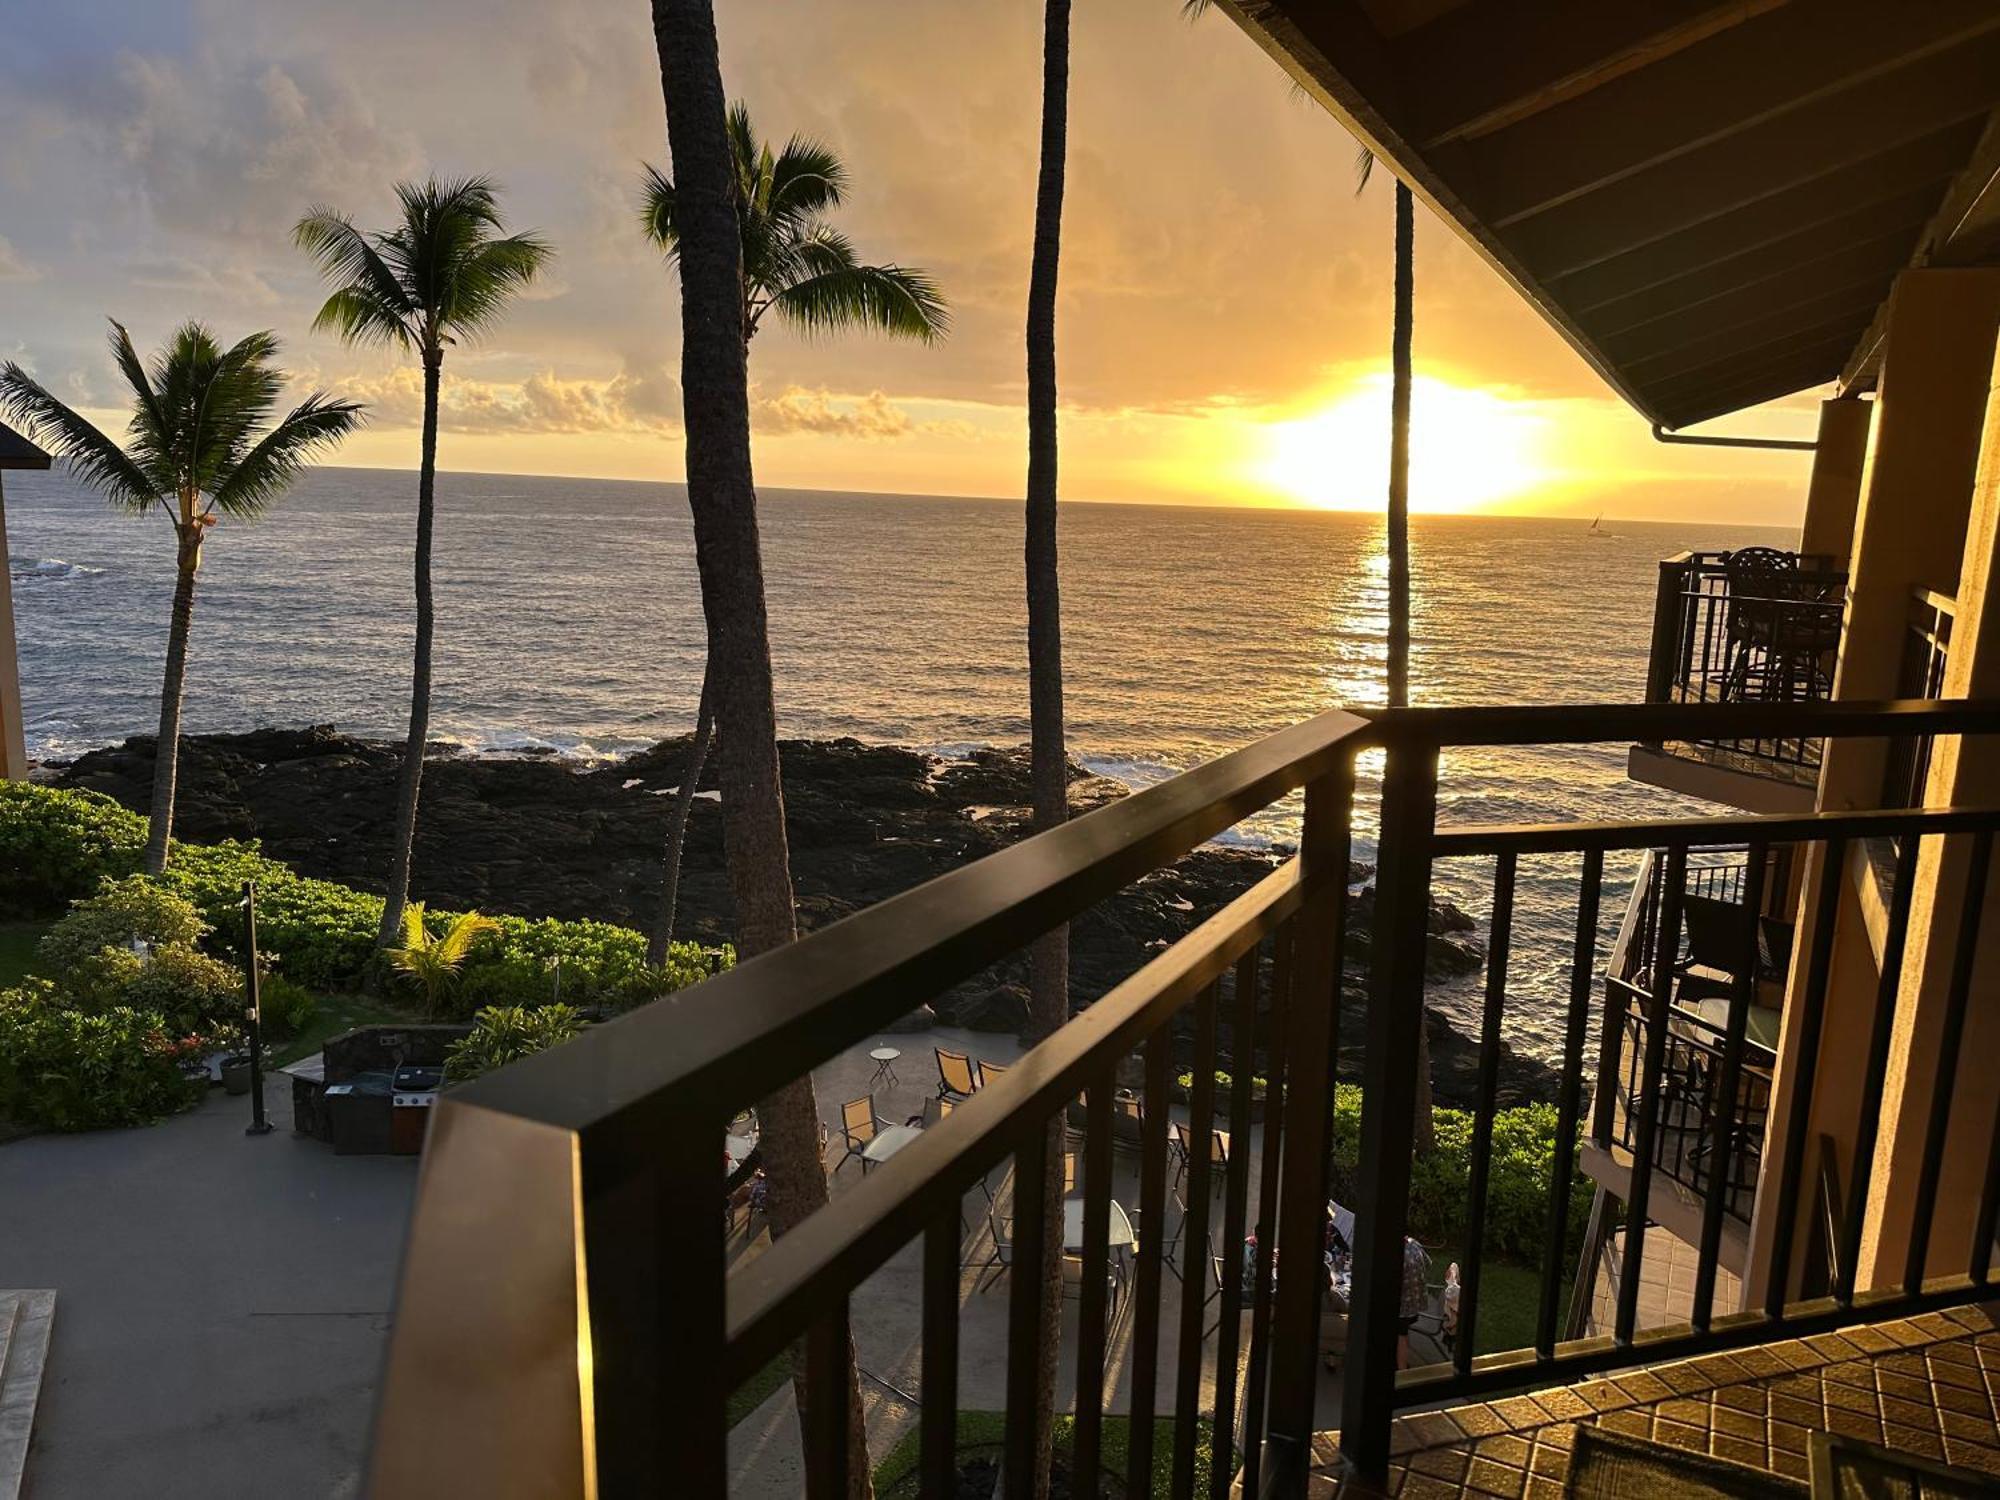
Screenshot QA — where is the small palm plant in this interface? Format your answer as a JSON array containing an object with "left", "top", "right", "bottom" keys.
[
  {"left": 383, "top": 904, "right": 501, "bottom": 1017},
  {"left": 0, "top": 322, "right": 362, "bottom": 874},
  {"left": 294, "top": 179, "right": 553, "bottom": 954}
]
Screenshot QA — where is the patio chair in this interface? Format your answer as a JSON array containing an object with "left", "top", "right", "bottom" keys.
[
  {"left": 935, "top": 1048, "right": 977, "bottom": 1103},
  {"left": 976, "top": 1059, "right": 1010, "bottom": 1091},
  {"left": 974, "top": 1212, "right": 1118, "bottom": 1312},
  {"left": 835, "top": 1096, "right": 881, "bottom": 1175}
]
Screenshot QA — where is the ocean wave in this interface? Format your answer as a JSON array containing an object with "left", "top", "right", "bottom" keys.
[{"left": 10, "top": 555, "right": 103, "bottom": 582}]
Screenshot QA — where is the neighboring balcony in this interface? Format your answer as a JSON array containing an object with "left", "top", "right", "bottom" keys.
[
  {"left": 1581, "top": 848, "right": 1790, "bottom": 1289},
  {"left": 1630, "top": 549, "right": 1847, "bottom": 813}
]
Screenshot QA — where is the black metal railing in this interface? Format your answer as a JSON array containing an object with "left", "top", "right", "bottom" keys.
[
  {"left": 366, "top": 698, "right": 2000, "bottom": 1499},
  {"left": 1643, "top": 550, "right": 1847, "bottom": 784},
  {"left": 1882, "top": 587, "right": 1956, "bottom": 809}
]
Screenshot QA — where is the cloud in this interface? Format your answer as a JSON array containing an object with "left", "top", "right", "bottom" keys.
[
  {"left": 94, "top": 53, "right": 422, "bottom": 245},
  {"left": 123, "top": 256, "right": 280, "bottom": 305},
  {"left": 754, "top": 388, "right": 917, "bottom": 440},
  {"left": 329, "top": 361, "right": 682, "bottom": 436},
  {"left": 0, "top": 236, "right": 40, "bottom": 282}
]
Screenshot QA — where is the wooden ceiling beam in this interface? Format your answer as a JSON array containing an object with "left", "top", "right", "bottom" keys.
[
  {"left": 1454, "top": 1, "right": 2000, "bottom": 226},
  {"left": 1546, "top": 128, "right": 1976, "bottom": 309},
  {"left": 1508, "top": 40, "right": 2000, "bottom": 280},
  {"left": 1647, "top": 333, "right": 1857, "bottom": 410},
  {"left": 1568, "top": 185, "right": 1947, "bottom": 329},
  {"left": 1626, "top": 297, "right": 1882, "bottom": 385},
  {"left": 1658, "top": 346, "right": 1854, "bottom": 428},
  {"left": 1395, "top": 0, "right": 1783, "bottom": 149},
  {"left": 1593, "top": 230, "right": 1917, "bottom": 355}
]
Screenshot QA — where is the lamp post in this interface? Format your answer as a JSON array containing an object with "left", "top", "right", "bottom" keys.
[{"left": 242, "top": 881, "right": 272, "bottom": 1136}]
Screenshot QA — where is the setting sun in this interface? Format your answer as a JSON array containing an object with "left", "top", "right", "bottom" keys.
[{"left": 1256, "top": 372, "right": 1551, "bottom": 514}]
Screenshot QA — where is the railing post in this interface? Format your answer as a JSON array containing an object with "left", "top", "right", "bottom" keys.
[
  {"left": 583, "top": 1112, "right": 727, "bottom": 1495},
  {"left": 1340, "top": 731, "right": 1438, "bottom": 1481},
  {"left": 1643, "top": 556, "right": 1693, "bottom": 738},
  {"left": 1263, "top": 753, "right": 1354, "bottom": 1490}
]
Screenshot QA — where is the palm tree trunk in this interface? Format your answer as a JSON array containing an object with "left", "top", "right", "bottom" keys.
[
  {"left": 1386, "top": 179, "right": 1436, "bottom": 1152},
  {"left": 142, "top": 527, "right": 201, "bottom": 875},
  {"left": 1022, "top": 2, "right": 1072, "bottom": 1493},
  {"left": 376, "top": 349, "right": 441, "bottom": 951},
  {"left": 648, "top": 665, "right": 714, "bottom": 966},
  {"left": 650, "top": 3, "right": 866, "bottom": 1494}
]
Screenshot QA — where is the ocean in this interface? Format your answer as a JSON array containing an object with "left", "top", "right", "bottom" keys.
[{"left": 6, "top": 465, "right": 1792, "bottom": 1061}]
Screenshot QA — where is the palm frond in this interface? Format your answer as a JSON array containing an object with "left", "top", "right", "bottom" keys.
[
  {"left": 771, "top": 262, "right": 951, "bottom": 343},
  {"left": 767, "top": 137, "right": 847, "bottom": 231},
  {"left": 106, "top": 321, "right": 171, "bottom": 471},
  {"left": 440, "top": 232, "right": 555, "bottom": 341},
  {"left": 294, "top": 209, "right": 416, "bottom": 349},
  {"left": 1354, "top": 145, "right": 1377, "bottom": 194},
  {"left": 434, "top": 911, "right": 501, "bottom": 967},
  {"left": 0, "top": 363, "right": 160, "bottom": 513},
  {"left": 1181, "top": 0, "right": 1214, "bottom": 15},
  {"left": 638, "top": 163, "right": 679, "bottom": 255},
  {"left": 208, "top": 393, "right": 364, "bottom": 519}
]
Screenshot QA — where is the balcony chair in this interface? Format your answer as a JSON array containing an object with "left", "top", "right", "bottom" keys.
[
  {"left": 935, "top": 1047, "right": 977, "bottom": 1103},
  {"left": 835, "top": 1096, "right": 883, "bottom": 1175},
  {"left": 1721, "top": 547, "right": 1840, "bottom": 704},
  {"left": 973, "top": 1210, "right": 1120, "bottom": 1314}
]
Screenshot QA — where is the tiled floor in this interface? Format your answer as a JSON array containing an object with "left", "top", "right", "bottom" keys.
[
  {"left": 1582, "top": 1228, "right": 1741, "bottom": 1338},
  {"left": 1306, "top": 1302, "right": 2000, "bottom": 1497}
]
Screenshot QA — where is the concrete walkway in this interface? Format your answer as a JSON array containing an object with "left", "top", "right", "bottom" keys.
[{"left": 0, "top": 1082, "right": 416, "bottom": 1498}]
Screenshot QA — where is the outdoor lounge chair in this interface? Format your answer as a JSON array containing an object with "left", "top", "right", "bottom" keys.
[
  {"left": 975, "top": 1059, "right": 1010, "bottom": 1091},
  {"left": 935, "top": 1047, "right": 977, "bottom": 1103},
  {"left": 835, "top": 1096, "right": 881, "bottom": 1175}
]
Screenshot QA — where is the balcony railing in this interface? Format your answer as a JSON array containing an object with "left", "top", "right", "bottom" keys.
[
  {"left": 1595, "top": 849, "right": 1779, "bottom": 1225},
  {"left": 367, "top": 698, "right": 2000, "bottom": 1499},
  {"left": 1643, "top": 550, "right": 1848, "bottom": 787}
]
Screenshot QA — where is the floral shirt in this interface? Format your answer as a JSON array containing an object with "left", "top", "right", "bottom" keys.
[{"left": 1400, "top": 1237, "right": 1432, "bottom": 1319}]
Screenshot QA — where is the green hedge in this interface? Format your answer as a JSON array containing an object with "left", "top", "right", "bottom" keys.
[
  {"left": 1328, "top": 1084, "right": 1592, "bottom": 1261},
  {"left": 0, "top": 783, "right": 146, "bottom": 916},
  {"left": 0, "top": 979, "right": 217, "bottom": 1131},
  {"left": 1, "top": 782, "right": 730, "bottom": 1015}
]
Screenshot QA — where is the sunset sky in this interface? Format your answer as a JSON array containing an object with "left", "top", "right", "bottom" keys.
[{"left": 0, "top": 0, "right": 1829, "bottom": 523}]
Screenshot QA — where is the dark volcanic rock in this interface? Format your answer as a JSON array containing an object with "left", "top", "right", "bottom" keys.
[{"left": 53, "top": 727, "right": 1550, "bottom": 1104}]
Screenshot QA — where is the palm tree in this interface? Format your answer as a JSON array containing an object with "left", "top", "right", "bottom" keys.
[
  {"left": 637, "top": 102, "right": 947, "bottom": 964},
  {"left": 293, "top": 180, "right": 552, "bottom": 954},
  {"left": 648, "top": 2, "right": 870, "bottom": 1492},
  {"left": 1355, "top": 149, "right": 1433, "bottom": 1149},
  {"left": 1022, "top": 0, "right": 1073, "bottom": 1493},
  {"left": 383, "top": 903, "right": 501, "bottom": 1015},
  {"left": 0, "top": 322, "right": 361, "bottom": 874}
]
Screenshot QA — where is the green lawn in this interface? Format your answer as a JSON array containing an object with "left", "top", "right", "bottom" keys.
[
  {"left": 873, "top": 1410, "right": 1214, "bottom": 1500},
  {"left": 270, "top": 992, "right": 417, "bottom": 1067},
  {"left": 0, "top": 921, "right": 51, "bottom": 987},
  {"left": 727, "top": 1352, "right": 795, "bottom": 1430},
  {"left": 1430, "top": 1243, "right": 1572, "bottom": 1358}
]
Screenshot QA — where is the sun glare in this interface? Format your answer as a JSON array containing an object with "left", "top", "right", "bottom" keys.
[{"left": 1257, "top": 373, "right": 1549, "bottom": 514}]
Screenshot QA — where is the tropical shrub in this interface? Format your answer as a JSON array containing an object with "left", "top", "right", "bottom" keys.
[
  {"left": 1327, "top": 1085, "right": 1592, "bottom": 1261},
  {"left": 39, "top": 877, "right": 209, "bottom": 975},
  {"left": 258, "top": 971, "right": 319, "bottom": 1038},
  {"left": 122, "top": 945, "right": 245, "bottom": 1034},
  {"left": 445, "top": 1003, "right": 586, "bottom": 1082},
  {"left": 5, "top": 784, "right": 733, "bottom": 1009},
  {"left": 0, "top": 783, "right": 145, "bottom": 915},
  {"left": 0, "top": 980, "right": 217, "bottom": 1131}
]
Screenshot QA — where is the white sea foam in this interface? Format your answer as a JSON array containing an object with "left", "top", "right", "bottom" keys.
[{"left": 11, "top": 555, "right": 102, "bottom": 581}]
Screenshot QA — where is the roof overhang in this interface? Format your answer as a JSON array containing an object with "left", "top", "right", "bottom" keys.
[
  {"left": 0, "top": 422, "right": 51, "bottom": 471},
  {"left": 1213, "top": 0, "right": 2000, "bottom": 427}
]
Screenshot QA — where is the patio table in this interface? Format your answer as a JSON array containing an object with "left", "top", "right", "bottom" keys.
[
  {"left": 860, "top": 1123, "right": 922, "bottom": 1168},
  {"left": 1062, "top": 1197, "right": 1137, "bottom": 1254}
]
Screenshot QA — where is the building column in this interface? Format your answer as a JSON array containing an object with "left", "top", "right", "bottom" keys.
[
  {"left": 1745, "top": 269, "right": 2000, "bottom": 1309},
  {"left": 1798, "top": 397, "right": 1872, "bottom": 567},
  {"left": 1857, "top": 329, "right": 2000, "bottom": 1289},
  {"left": 0, "top": 473, "right": 26, "bottom": 780}
]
